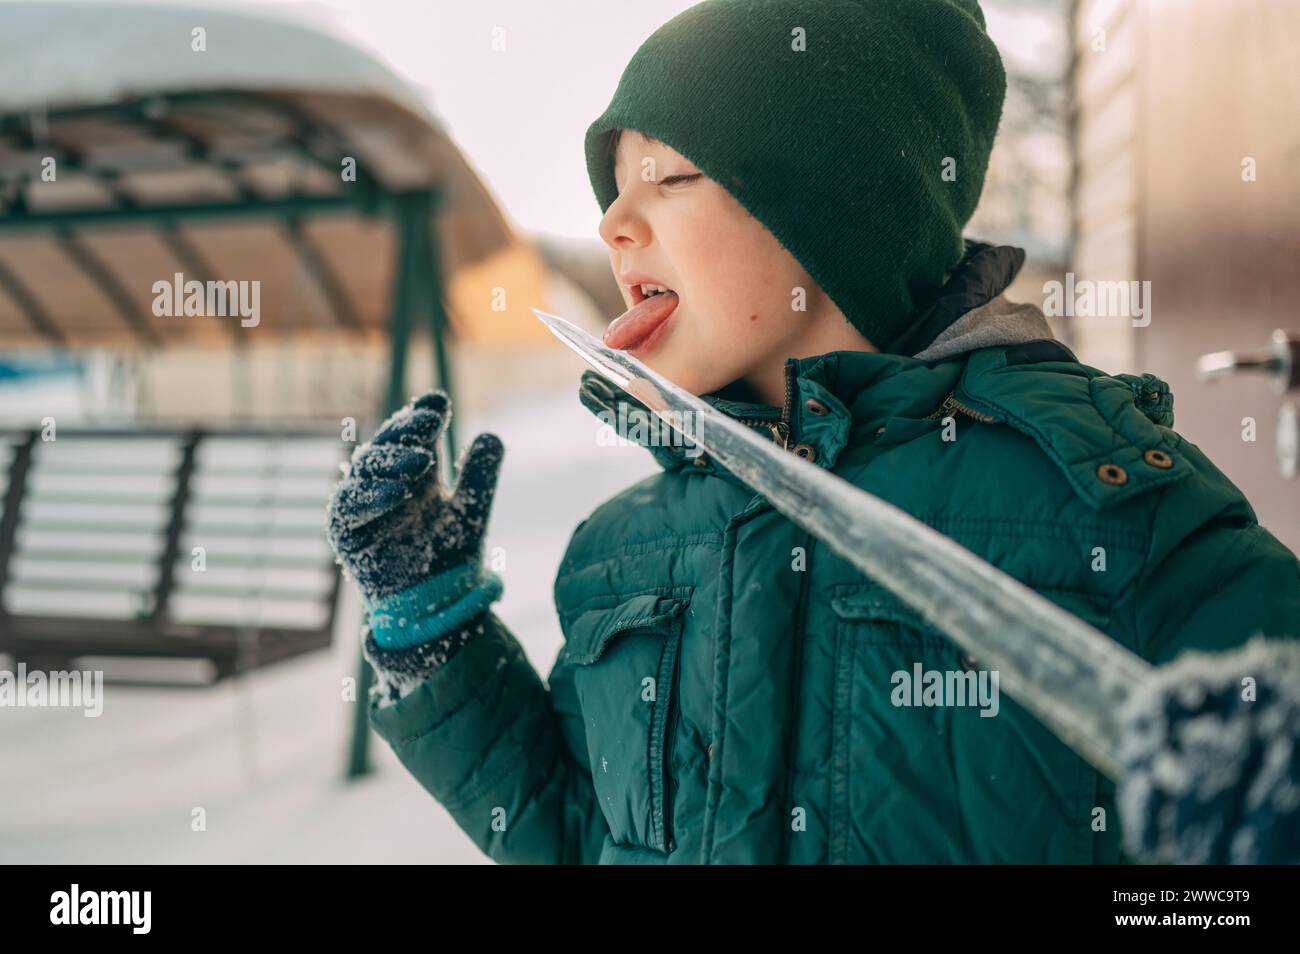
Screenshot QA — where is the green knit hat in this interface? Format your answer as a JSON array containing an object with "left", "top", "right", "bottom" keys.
[{"left": 584, "top": 0, "right": 1006, "bottom": 350}]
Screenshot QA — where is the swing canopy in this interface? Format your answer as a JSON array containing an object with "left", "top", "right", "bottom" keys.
[{"left": 0, "top": 0, "right": 552, "bottom": 350}]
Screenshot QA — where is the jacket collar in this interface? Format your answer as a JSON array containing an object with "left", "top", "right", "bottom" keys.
[
  {"left": 577, "top": 351, "right": 963, "bottom": 482},
  {"left": 881, "top": 240, "right": 1027, "bottom": 355}
]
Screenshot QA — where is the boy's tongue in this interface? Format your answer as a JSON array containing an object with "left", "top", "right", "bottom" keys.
[{"left": 603, "top": 291, "right": 679, "bottom": 350}]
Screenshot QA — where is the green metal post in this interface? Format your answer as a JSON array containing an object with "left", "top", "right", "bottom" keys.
[
  {"left": 422, "top": 191, "right": 459, "bottom": 475},
  {"left": 345, "top": 196, "right": 421, "bottom": 779}
]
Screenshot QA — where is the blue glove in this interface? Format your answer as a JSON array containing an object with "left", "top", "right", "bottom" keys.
[{"left": 326, "top": 390, "right": 505, "bottom": 651}]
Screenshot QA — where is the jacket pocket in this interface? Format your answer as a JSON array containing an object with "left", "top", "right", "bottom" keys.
[
  {"left": 828, "top": 582, "right": 966, "bottom": 863},
  {"left": 828, "top": 580, "right": 1103, "bottom": 863},
  {"left": 556, "top": 590, "right": 690, "bottom": 853}
]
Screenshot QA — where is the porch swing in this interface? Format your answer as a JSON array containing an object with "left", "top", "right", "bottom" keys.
[{"left": 0, "top": 1, "right": 543, "bottom": 776}]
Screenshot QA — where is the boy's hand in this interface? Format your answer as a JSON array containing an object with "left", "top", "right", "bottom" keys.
[
  {"left": 326, "top": 390, "right": 504, "bottom": 604},
  {"left": 1116, "top": 638, "right": 1300, "bottom": 864}
]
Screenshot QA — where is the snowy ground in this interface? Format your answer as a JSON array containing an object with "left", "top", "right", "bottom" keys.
[{"left": 0, "top": 381, "right": 655, "bottom": 863}]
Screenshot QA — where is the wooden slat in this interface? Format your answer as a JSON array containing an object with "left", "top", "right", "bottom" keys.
[
  {"left": 1074, "top": 80, "right": 1137, "bottom": 176},
  {"left": 4, "top": 587, "right": 146, "bottom": 619},
  {"left": 1, "top": 427, "right": 345, "bottom": 669},
  {"left": 15, "top": 527, "right": 163, "bottom": 555},
  {"left": 1074, "top": 0, "right": 1133, "bottom": 53},
  {"left": 1073, "top": 0, "right": 1137, "bottom": 103},
  {"left": 177, "top": 533, "right": 329, "bottom": 562},
  {"left": 26, "top": 470, "right": 175, "bottom": 498},
  {"left": 1075, "top": 151, "right": 1136, "bottom": 239},
  {"left": 185, "top": 504, "right": 326, "bottom": 530},
  {"left": 22, "top": 499, "right": 171, "bottom": 526},
  {"left": 193, "top": 436, "right": 344, "bottom": 471},
  {"left": 30, "top": 436, "right": 181, "bottom": 470},
  {"left": 188, "top": 472, "right": 336, "bottom": 502},
  {"left": 12, "top": 556, "right": 157, "bottom": 586},
  {"left": 171, "top": 562, "right": 334, "bottom": 595},
  {"left": 169, "top": 594, "right": 330, "bottom": 629}
]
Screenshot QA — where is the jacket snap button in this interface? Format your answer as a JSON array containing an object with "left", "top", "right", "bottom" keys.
[
  {"left": 793, "top": 443, "right": 817, "bottom": 462},
  {"left": 959, "top": 653, "right": 979, "bottom": 672},
  {"left": 805, "top": 398, "right": 829, "bottom": 416},
  {"left": 1096, "top": 462, "right": 1128, "bottom": 485},
  {"left": 1143, "top": 449, "right": 1173, "bottom": 469}
]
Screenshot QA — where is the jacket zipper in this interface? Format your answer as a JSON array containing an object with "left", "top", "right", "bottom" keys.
[
  {"left": 923, "top": 390, "right": 997, "bottom": 424},
  {"left": 734, "top": 361, "right": 795, "bottom": 450}
]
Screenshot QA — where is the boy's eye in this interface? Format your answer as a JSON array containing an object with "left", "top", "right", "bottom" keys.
[{"left": 659, "top": 173, "right": 702, "bottom": 187}]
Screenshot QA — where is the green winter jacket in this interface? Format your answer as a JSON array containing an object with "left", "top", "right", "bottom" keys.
[{"left": 367, "top": 338, "right": 1300, "bottom": 865}]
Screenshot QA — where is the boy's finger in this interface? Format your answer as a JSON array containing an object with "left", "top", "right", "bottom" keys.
[
  {"left": 451, "top": 432, "right": 505, "bottom": 524},
  {"left": 371, "top": 407, "right": 445, "bottom": 449},
  {"left": 329, "top": 504, "right": 407, "bottom": 558},
  {"left": 412, "top": 389, "right": 450, "bottom": 411},
  {"left": 372, "top": 392, "right": 449, "bottom": 450},
  {"left": 328, "top": 477, "right": 407, "bottom": 533},
  {"left": 350, "top": 444, "right": 435, "bottom": 483}
]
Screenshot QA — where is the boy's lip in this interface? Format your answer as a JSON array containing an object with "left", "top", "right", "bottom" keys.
[{"left": 620, "top": 271, "right": 674, "bottom": 304}]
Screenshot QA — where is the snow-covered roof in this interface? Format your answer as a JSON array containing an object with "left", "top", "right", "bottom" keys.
[
  {"left": 0, "top": 1, "right": 433, "bottom": 122},
  {"left": 0, "top": 1, "right": 557, "bottom": 350}
]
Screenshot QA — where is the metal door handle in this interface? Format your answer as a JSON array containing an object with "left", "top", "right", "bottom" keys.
[{"left": 1196, "top": 329, "right": 1300, "bottom": 394}]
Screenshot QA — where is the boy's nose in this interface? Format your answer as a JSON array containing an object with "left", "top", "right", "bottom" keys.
[{"left": 598, "top": 195, "right": 652, "bottom": 251}]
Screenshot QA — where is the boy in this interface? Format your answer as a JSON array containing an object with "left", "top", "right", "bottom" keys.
[{"left": 326, "top": 0, "right": 1300, "bottom": 863}]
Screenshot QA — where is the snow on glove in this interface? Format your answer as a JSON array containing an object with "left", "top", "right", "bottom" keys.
[
  {"left": 1116, "top": 637, "right": 1300, "bottom": 864},
  {"left": 326, "top": 389, "right": 505, "bottom": 689}
]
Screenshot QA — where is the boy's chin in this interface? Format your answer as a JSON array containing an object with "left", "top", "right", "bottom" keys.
[
  {"left": 644, "top": 361, "right": 736, "bottom": 400},
  {"left": 636, "top": 355, "right": 693, "bottom": 392}
]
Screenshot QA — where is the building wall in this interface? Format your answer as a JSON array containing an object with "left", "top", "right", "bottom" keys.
[
  {"left": 1069, "top": 0, "right": 1140, "bottom": 373},
  {"left": 1071, "top": 0, "right": 1300, "bottom": 552}
]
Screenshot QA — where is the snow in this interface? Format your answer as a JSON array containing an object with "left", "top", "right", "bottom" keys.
[
  {"left": 1116, "top": 637, "right": 1300, "bottom": 864},
  {"left": 0, "top": 382, "right": 655, "bottom": 863}
]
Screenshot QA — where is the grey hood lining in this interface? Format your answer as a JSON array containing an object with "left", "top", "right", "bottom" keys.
[{"left": 911, "top": 292, "right": 1056, "bottom": 363}]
